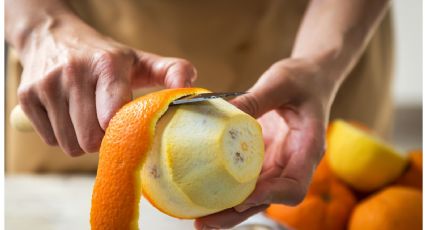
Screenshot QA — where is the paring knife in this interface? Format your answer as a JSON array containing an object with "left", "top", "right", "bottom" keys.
[
  {"left": 10, "top": 92, "right": 247, "bottom": 132},
  {"left": 170, "top": 92, "right": 246, "bottom": 106}
]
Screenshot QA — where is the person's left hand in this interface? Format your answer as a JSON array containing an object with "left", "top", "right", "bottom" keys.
[{"left": 195, "top": 58, "right": 338, "bottom": 229}]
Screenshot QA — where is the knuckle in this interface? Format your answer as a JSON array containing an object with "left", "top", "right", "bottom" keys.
[
  {"left": 96, "top": 48, "right": 135, "bottom": 68},
  {"left": 94, "top": 52, "right": 116, "bottom": 74},
  {"left": 62, "top": 61, "right": 83, "bottom": 86},
  {"left": 94, "top": 51, "right": 121, "bottom": 81},
  {"left": 17, "top": 85, "right": 35, "bottom": 105},
  {"left": 97, "top": 51, "right": 116, "bottom": 66},
  {"left": 172, "top": 59, "right": 195, "bottom": 74},
  {"left": 38, "top": 73, "right": 58, "bottom": 92},
  {"left": 109, "top": 47, "right": 135, "bottom": 60}
]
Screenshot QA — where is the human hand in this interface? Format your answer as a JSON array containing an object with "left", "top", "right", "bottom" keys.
[
  {"left": 194, "top": 58, "right": 339, "bottom": 229},
  {"left": 17, "top": 16, "right": 196, "bottom": 156}
]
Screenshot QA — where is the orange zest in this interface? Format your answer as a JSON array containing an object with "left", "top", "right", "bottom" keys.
[{"left": 90, "top": 88, "right": 209, "bottom": 230}]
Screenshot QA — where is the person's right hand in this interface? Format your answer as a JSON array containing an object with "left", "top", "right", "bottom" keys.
[{"left": 17, "top": 16, "right": 197, "bottom": 156}]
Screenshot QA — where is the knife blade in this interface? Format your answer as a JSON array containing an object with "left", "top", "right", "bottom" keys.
[{"left": 170, "top": 92, "right": 246, "bottom": 106}]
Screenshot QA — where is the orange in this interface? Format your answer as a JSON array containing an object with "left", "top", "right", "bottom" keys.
[
  {"left": 140, "top": 97, "right": 264, "bottom": 218},
  {"left": 349, "top": 186, "right": 422, "bottom": 230},
  {"left": 90, "top": 88, "right": 209, "bottom": 230},
  {"left": 395, "top": 150, "right": 422, "bottom": 190},
  {"left": 90, "top": 88, "right": 264, "bottom": 229},
  {"left": 266, "top": 158, "right": 357, "bottom": 230}
]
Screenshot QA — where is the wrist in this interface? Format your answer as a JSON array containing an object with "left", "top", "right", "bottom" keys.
[
  {"left": 291, "top": 32, "right": 349, "bottom": 80},
  {"left": 291, "top": 48, "right": 347, "bottom": 106},
  {"left": 9, "top": 6, "right": 70, "bottom": 50},
  {"left": 18, "top": 14, "right": 100, "bottom": 66}
]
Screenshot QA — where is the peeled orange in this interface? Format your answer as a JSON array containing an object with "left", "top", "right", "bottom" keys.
[{"left": 90, "top": 88, "right": 264, "bottom": 230}]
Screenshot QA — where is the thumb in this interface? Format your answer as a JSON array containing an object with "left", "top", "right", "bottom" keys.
[
  {"left": 134, "top": 52, "right": 197, "bottom": 88},
  {"left": 231, "top": 73, "right": 286, "bottom": 118}
]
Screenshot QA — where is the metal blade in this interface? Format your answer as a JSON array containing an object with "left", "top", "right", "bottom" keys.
[{"left": 171, "top": 92, "right": 246, "bottom": 106}]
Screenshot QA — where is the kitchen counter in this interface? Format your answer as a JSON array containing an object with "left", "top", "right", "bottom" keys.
[{"left": 5, "top": 175, "right": 282, "bottom": 230}]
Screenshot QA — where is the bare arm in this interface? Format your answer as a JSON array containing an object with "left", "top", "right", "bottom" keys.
[
  {"left": 292, "top": 0, "right": 391, "bottom": 101},
  {"left": 6, "top": 0, "right": 79, "bottom": 54},
  {"left": 196, "top": 1, "right": 391, "bottom": 229}
]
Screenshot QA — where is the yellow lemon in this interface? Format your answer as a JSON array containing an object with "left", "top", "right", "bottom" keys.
[{"left": 327, "top": 120, "right": 407, "bottom": 192}]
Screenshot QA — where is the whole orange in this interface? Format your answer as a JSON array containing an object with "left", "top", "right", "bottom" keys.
[
  {"left": 266, "top": 158, "right": 357, "bottom": 230},
  {"left": 349, "top": 186, "right": 422, "bottom": 230},
  {"left": 395, "top": 150, "right": 422, "bottom": 190}
]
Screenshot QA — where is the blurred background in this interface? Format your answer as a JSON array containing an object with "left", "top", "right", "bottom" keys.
[
  {"left": 392, "top": 0, "right": 422, "bottom": 151},
  {"left": 5, "top": 1, "right": 422, "bottom": 230}
]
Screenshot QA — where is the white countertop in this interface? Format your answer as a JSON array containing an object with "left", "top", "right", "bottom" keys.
[{"left": 5, "top": 175, "right": 282, "bottom": 230}]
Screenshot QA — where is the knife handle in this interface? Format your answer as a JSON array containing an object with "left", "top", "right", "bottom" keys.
[{"left": 10, "top": 105, "right": 35, "bottom": 132}]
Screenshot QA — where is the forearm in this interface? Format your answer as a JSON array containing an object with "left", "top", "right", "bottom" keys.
[
  {"left": 292, "top": 0, "right": 391, "bottom": 88},
  {"left": 5, "top": 0, "right": 85, "bottom": 54}
]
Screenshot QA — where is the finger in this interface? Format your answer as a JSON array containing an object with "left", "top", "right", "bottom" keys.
[
  {"left": 133, "top": 52, "right": 197, "bottom": 88},
  {"left": 96, "top": 69, "right": 133, "bottom": 131},
  {"left": 42, "top": 94, "right": 84, "bottom": 156},
  {"left": 274, "top": 110, "right": 325, "bottom": 186},
  {"left": 195, "top": 205, "right": 268, "bottom": 230},
  {"left": 236, "top": 117, "right": 325, "bottom": 212},
  {"left": 18, "top": 86, "right": 57, "bottom": 145},
  {"left": 230, "top": 67, "right": 291, "bottom": 118},
  {"left": 69, "top": 83, "right": 104, "bottom": 153},
  {"left": 234, "top": 177, "right": 307, "bottom": 213}
]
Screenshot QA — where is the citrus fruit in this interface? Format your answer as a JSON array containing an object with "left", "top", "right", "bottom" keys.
[
  {"left": 327, "top": 120, "right": 408, "bottom": 192},
  {"left": 266, "top": 158, "right": 357, "bottom": 230},
  {"left": 90, "top": 88, "right": 264, "bottom": 230},
  {"left": 349, "top": 186, "right": 422, "bottom": 230},
  {"left": 394, "top": 150, "right": 422, "bottom": 190}
]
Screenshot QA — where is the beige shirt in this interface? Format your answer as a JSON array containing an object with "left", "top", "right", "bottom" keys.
[{"left": 6, "top": 0, "right": 394, "bottom": 173}]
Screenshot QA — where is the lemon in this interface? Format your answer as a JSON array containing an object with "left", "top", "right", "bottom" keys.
[{"left": 327, "top": 120, "right": 407, "bottom": 192}]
